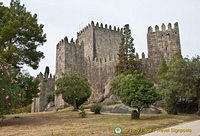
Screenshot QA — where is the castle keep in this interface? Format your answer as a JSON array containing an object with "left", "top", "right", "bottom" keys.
[{"left": 32, "top": 21, "right": 181, "bottom": 111}]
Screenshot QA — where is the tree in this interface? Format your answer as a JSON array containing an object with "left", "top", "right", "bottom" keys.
[
  {"left": 17, "top": 72, "right": 40, "bottom": 106},
  {"left": 44, "top": 66, "right": 50, "bottom": 78},
  {"left": 110, "top": 71, "right": 160, "bottom": 119},
  {"left": 116, "top": 24, "right": 139, "bottom": 75},
  {"left": 0, "top": 58, "right": 25, "bottom": 118},
  {"left": 0, "top": 0, "right": 46, "bottom": 69},
  {"left": 158, "top": 54, "right": 200, "bottom": 114},
  {"left": 55, "top": 73, "right": 92, "bottom": 111},
  {"left": 188, "top": 56, "right": 200, "bottom": 114}
]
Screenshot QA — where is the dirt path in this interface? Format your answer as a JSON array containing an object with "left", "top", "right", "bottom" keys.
[{"left": 142, "top": 120, "right": 200, "bottom": 136}]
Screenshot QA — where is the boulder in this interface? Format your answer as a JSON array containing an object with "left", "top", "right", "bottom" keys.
[
  {"left": 141, "top": 105, "right": 162, "bottom": 114},
  {"left": 111, "top": 104, "right": 133, "bottom": 114},
  {"left": 103, "top": 94, "right": 121, "bottom": 105},
  {"left": 153, "top": 100, "right": 165, "bottom": 108},
  {"left": 45, "top": 101, "right": 56, "bottom": 111},
  {"left": 101, "top": 107, "right": 113, "bottom": 112}
]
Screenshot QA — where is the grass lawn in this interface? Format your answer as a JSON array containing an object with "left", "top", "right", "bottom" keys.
[{"left": 0, "top": 107, "right": 199, "bottom": 136}]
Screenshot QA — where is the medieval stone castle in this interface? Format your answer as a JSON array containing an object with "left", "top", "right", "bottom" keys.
[{"left": 31, "top": 21, "right": 181, "bottom": 112}]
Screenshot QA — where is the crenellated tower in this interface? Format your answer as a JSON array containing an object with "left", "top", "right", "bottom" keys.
[
  {"left": 147, "top": 22, "right": 181, "bottom": 81},
  {"left": 55, "top": 37, "right": 85, "bottom": 108},
  {"left": 56, "top": 37, "right": 85, "bottom": 79},
  {"left": 77, "top": 21, "right": 122, "bottom": 60}
]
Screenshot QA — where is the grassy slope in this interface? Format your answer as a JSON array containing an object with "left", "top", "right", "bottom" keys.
[{"left": 0, "top": 107, "right": 199, "bottom": 136}]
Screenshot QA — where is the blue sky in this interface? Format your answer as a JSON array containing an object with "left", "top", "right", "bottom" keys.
[{"left": 1, "top": 0, "right": 200, "bottom": 77}]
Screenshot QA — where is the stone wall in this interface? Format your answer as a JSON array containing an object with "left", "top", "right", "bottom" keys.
[
  {"left": 77, "top": 23, "right": 95, "bottom": 59},
  {"left": 85, "top": 55, "right": 118, "bottom": 102},
  {"left": 31, "top": 73, "right": 55, "bottom": 112},
  {"left": 92, "top": 22, "right": 122, "bottom": 59}
]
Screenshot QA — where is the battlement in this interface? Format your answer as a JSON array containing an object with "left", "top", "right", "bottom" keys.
[
  {"left": 148, "top": 22, "right": 179, "bottom": 33},
  {"left": 77, "top": 21, "right": 122, "bottom": 36},
  {"left": 37, "top": 72, "right": 55, "bottom": 80},
  {"left": 56, "top": 36, "right": 83, "bottom": 50},
  {"left": 136, "top": 52, "right": 147, "bottom": 60},
  {"left": 85, "top": 54, "right": 118, "bottom": 64}
]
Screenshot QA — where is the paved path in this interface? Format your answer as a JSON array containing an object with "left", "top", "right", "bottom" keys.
[{"left": 142, "top": 120, "right": 200, "bottom": 136}]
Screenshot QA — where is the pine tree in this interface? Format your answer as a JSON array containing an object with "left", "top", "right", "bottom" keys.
[
  {"left": 0, "top": 0, "right": 46, "bottom": 69},
  {"left": 116, "top": 24, "right": 138, "bottom": 75}
]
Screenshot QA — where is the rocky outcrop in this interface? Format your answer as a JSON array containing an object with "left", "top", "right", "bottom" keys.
[{"left": 102, "top": 104, "right": 162, "bottom": 114}]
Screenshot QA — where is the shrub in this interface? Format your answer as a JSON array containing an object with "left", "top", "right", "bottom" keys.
[
  {"left": 131, "top": 110, "right": 139, "bottom": 119},
  {"left": 165, "top": 105, "right": 177, "bottom": 115},
  {"left": 0, "top": 59, "right": 25, "bottom": 118},
  {"left": 47, "top": 93, "right": 54, "bottom": 103},
  {"left": 90, "top": 103, "right": 102, "bottom": 114},
  {"left": 12, "top": 104, "right": 31, "bottom": 114},
  {"left": 79, "top": 105, "right": 86, "bottom": 118}
]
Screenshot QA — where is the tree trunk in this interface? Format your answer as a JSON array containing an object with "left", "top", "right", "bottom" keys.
[{"left": 137, "top": 108, "right": 141, "bottom": 118}]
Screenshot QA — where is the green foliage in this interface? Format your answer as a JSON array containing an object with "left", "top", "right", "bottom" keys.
[
  {"left": 158, "top": 54, "right": 200, "bottom": 114},
  {"left": 159, "top": 80, "right": 179, "bottom": 114},
  {"left": 17, "top": 72, "right": 40, "bottom": 106},
  {"left": 55, "top": 73, "right": 92, "bottom": 111},
  {"left": 116, "top": 24, "right": 139, "bottom": 75},
  {"left": 0, "top": 58, "right": 25, "bottom": 118},
  {"left": 79, "top": 105, "right": 86, "bottom": 118},
  {"left": 0, "top": 0, "right": 46, "bottom": 69},
  {"left": 12, "top": 104, "right": 31, "bottom": 114},
  {"left": 43, "top": 79, "right": 48, "bottom": 82},
  {"left": 110, "top": 71, "right": 160, "bottom": 118},
  {"left": 47, "top": 93, "right": 54, "bottom": 103},
  {"left": 44, "top": 66, "right": 50, "bottom": 78},
  {"left": 90, "top": 103, "right": 102, "bottom": 114},
  {"left": 131, "top": 110, "right": 139, "bottom": 119},
  {"left": 157, "top": 59, "right": 168, "bottom": 78}
]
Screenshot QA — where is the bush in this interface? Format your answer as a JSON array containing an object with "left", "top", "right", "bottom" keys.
[
  {"left": 131, "top": 110, "right": 139, "bottom": 119},
  {"left": 47, "top": 93, "right": 54, "bottom": 103},
  {"left": 0, "top": 59, "right": 25, "bottom": 118},
  {"left": 165, "top": 104, "right": 178, "bottom": 115},
  {"left": 90, "top": 103, "right": 102, "bottom": 114},
  {"left": 79, "top": 105, "right": 86, "bottom": 118},
  {"left": 12, "top": 104, "right": 31, "bottom": 114}
]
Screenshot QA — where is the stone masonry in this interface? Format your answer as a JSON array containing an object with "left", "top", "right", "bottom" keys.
[
  {"left": 32, "top": 21, "right": 181, "bottom": 112},
  {"left": 31, "top": 73, "right": 55, "bottom": 112}
]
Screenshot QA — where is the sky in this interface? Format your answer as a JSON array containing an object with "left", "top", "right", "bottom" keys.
[{"left": 1, "top": 0, "right": 200, "bottom": 77}]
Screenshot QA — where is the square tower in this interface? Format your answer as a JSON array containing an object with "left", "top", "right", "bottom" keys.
[
  {"left": 147, "top": 22, "right": 181, "bottom": 81},
  {"left": 77, "top": 21, "right": 122, "bottom": 61}
]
